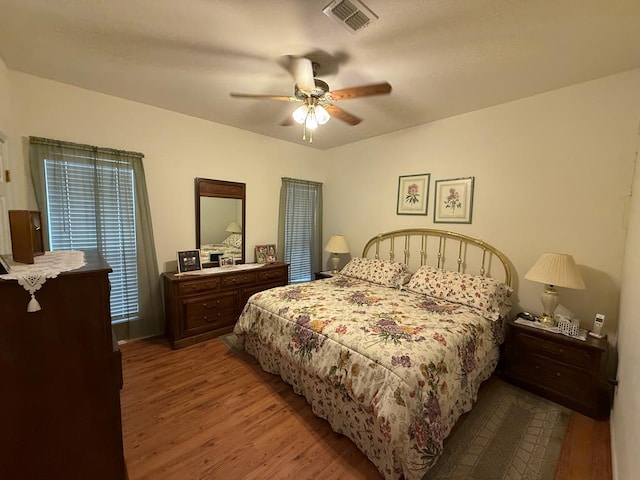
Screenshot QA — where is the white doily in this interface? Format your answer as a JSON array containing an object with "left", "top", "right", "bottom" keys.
[{"left": 0, "top": 250, "right": 86, "bottom": 312}]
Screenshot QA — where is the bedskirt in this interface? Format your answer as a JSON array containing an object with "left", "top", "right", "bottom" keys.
[{"left": 242, "top": 333, "right": 498, "bottom": 480}]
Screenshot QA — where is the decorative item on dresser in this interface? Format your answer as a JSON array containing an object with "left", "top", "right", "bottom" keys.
[
  {"left": 0, "top": 250, "right": 126, "bottom": 479},
  {"left": 8, "top": 209, "right": 45, "bottom": 264},
  {"left": 502, "top": 317, "right": 610, "bottom": 419},
  {"left": 163, "top": 262, "right": 289, "bottom": 348}
]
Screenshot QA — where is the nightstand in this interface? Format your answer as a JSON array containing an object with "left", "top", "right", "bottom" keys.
[
  {"left": 502, "top": 317, "right": 610, "bottom": 419},
  {"left": 314, "top": 271, "right": 336, "bottom": 280}
]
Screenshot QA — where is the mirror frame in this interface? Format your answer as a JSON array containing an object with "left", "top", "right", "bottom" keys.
[{"left": 195, "top": 178, "right": 246, "bottom": 266}]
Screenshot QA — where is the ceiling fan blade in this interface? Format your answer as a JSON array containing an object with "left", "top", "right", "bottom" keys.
[
  {"left": 284, "top": 56, "right": 316, "bottom": 92},
  {"left": 230, "top": 93, "right": 298, "bottom": 102},
  {"left": 325, "top": 105, "right": 362, "bottom": 126},
  {"left": 329, "top": 82, "right": 392, "bottom": 101}
]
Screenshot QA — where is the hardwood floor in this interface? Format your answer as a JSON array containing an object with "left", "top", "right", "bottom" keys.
[{"left": 119, "top": 337, "right": 612, "bottom": 480}]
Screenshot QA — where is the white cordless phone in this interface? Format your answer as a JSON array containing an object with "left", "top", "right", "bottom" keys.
[{"left": 588, "top": 313, "right": 606, "bottom": 338}]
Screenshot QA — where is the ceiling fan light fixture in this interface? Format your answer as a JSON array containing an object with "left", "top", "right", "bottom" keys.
[
  {"left": 292, "top": 104, "right": 308, "bottom": 124},
  {"left": 305, "top": 110, "right": 319, "bottom": 130},
  {"left": 315, "top": 105, "right": 330, "bottom": 125}
]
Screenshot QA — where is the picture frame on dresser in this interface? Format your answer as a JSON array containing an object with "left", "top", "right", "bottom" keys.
[
  {"left": 0, "top": 254, "right": 10, "bottom": 274},
  {"left": 177, "top": 249, "right": 202, "bottom": 274},
  {"left": 220, "top": 256, "right": 235, "bottom": 267},
  {"left": 255, "top": 244, "right": 277, "bottom": 264}
]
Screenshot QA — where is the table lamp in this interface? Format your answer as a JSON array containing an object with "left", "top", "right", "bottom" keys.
[
  {"left": 225, "top": 221, "right": 242, "bottom": 233},
  {"left": 325, "top": 235, "right": 350, "bottom": 273},
  {"left": 524, "top": 252, "right": 585, "bottom": 326}
]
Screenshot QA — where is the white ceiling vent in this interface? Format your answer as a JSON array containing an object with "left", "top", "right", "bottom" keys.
[{"left": 322, "top": 0, "right": 378, "bottom": 34}]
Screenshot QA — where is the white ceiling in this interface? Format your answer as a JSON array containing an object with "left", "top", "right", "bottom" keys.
[{"left": 1, "top": 0, "right": 639, "bottom": 150}]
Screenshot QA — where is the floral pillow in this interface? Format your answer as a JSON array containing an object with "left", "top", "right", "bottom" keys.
[
  {"left": 222, "top": 233, "right": 242, "bottom": 248},
  {"left": 340, "top": 257, "right": 410, "bottom": 288},
  {"left": 405, "top": 265, "right": 512, "bottom": 320}
]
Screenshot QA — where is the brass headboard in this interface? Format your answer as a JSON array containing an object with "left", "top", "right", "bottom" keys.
[{"left": 362, "top": 228, "right": 512, "bottom": 286}]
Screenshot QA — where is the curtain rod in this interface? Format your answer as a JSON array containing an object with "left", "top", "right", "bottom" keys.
[{"left": 29, "top": 136, "right": 144, "bottom": 159}]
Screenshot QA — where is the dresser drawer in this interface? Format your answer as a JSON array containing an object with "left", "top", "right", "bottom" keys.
[
  {"left": 183, "top": 292, "right": 238, "bottom": 332},
  {"left": 509, "top": 355, "right": 592, "bottom": 398},
  {"left": 257, "top": 268, "right": 287, "bottom": 283},
  {"left": 178, "top": 277, "right": 220, "bottom": 296},
  {"left": 220, "top": 272, "right": 257, "bottom": 288},
  {"left": 513, "top": 331, "right": 596, "bottom": 370}
]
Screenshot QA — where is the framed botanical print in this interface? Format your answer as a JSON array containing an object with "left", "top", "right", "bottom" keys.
[
  {"left": 433, "top": 177, "right": 475, "bottom": 224},
  {"left": 396, "top": 173, "right": 430, "bottom": 215}
]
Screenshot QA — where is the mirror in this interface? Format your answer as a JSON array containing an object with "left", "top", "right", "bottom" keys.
[{"left": 195, "top": 178, "right": 246, "bottom": 267}]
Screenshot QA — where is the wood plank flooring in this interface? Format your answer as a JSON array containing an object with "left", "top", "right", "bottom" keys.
[{"left": 119, "top": 337, "right": 612, "bottom": 480}]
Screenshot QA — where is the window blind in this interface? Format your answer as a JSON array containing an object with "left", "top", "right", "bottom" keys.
[
  {"left": 44, "top": 156, "right": 138, "bottom": 322},
  {"left": 280, "top": 178, "right": 322, "bottom": 283}
]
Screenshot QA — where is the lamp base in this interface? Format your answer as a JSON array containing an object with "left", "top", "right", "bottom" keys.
[
  {"left": 539, "top": 285, "right": 559, "bottom": 326},
  {"left": 331, "top": 254, "right": 340, "bottom": 274},
  {"left": 539, "top": 313, "right": 556, "bottom": 327}
]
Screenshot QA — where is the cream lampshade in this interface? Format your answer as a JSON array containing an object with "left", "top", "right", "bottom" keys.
[
  {"left": 524, "top": 252, "right": 585, "bottom": 326},
  {"left": 225, "top": 221, "right": 242, "bottom": 233},
  {"left": 325, "top": 235, "right": 350, "bottom": 273}
]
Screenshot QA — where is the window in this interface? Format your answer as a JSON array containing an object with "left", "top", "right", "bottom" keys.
[
  {"left": 44, "top": 156, "right": 138, "bottom": 322},
  {"left": 278, "top": 178, "right": 323, "bottom": 283},
  {"left": 30, "top": 137, "right": 163, "bottom": 340}
]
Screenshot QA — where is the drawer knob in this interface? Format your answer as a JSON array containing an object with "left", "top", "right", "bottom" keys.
[{"left": 204, "top": 313, "right": 221, "bottom": 323}]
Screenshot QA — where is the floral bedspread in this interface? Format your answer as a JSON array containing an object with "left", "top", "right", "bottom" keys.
[{"left": 233, "top": 275, "right": 505, "bottom": 480}]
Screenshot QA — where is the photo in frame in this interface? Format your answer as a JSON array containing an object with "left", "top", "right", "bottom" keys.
[
  {"left": 255, "top": 244, "right": 277, "bottom": 264},
  {"left": 397, "top": 173, "right": 430, "bottom": 215},
  {"left": 433, "top": 177, "right": 475, "bottom": 224},
  {"left": 220, "top": 256, "right": 235, "bottom": 267},
  {"left": 177, "top": 249, "right": 202, "bottom": 273}
]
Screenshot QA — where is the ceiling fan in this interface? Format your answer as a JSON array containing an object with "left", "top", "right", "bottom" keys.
[{"left": 229, "top": 56, "right": 392, "bottom": 143}]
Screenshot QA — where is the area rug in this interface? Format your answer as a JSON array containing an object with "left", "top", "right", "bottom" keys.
[
  {"left": 220, "top": 332, "right": 244, "bottom": 353},
  {"left": 220, "top": 334, "right": 570, "bottom": 480},
  {"left": 425, "top": 376, "right": 571, "bottom": 479}
]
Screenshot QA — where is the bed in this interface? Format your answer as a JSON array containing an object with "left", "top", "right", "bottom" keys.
[
  {"left": 200, "top": 233, "right": 243, "bottom": 263},
  {"left": 233, "top": 229, "right": 512, "bottom": 479}
]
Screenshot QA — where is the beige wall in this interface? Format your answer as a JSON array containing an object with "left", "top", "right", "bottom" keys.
[
  {"left": 8, "top": 72, "right": 325, "bottom": 271},
  {"left": 3, "top": 65, "right": 639, "bottom": 479},
  {"left": 323, "top": 70, "right": 640, "bottom": 342},
  {"left": 611, "top": 148, "right": 640, "bottom": 480},
  {"left": 0, "top": 57, "right": 11, "bottom": 132}
]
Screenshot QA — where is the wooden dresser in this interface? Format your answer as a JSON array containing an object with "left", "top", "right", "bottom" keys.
[
  {"left": 502, "top": 318, "right": 610, "bottom": 419},
  {"left": 163, "top": 262, "right": 288, "bottom": 348},
  {"left": 0, "top": 250, "right": 125, "bottom": 479}
]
